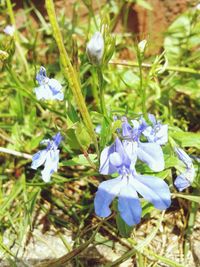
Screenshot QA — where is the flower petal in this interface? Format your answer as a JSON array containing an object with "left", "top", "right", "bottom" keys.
[
  {"left": 99, "top": 145, "right": 117, "bottom": 175},
  {"left": 174, "top": 166, "right": 195, "bottom": 191},
  {"left": 156, "top": 124, "right": 168, "bottom": 145},
  {"left": 174, "top": 174, "right": 191, "bottom": 192},
  {"left": 31, "top": 150, "right": 48, "bottom": 169},
  {"left": 132, "top": 175, "right": 171, "bottom": 210},
  {"left": 137, "top": 142, "right": 164, "bottom": 172},
  {"left": 94, "top": 177, "right": 123, "bottom": 218},
  {"left": 34, "top": 84, "right": 53, "bottom": 100},
  {"left": 48, "top": 78, "right": 62, "bottom": 92},
  {"left": 175, "top": 147, "right": 193, "bottom": 168},
  {"left": 109, "top": 152, "right": 123, "bottom": 167},
  {"left": 41, "top": 150, "right": 59, "bottom": 182},
  {"left": 123, "top": 140, "right": 138, "bottom": 168},
  {"left": 118, "top": 185, "right": 141, "bottom": 226}
]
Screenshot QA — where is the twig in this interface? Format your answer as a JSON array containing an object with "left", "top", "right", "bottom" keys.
[{"left": 0, "top": 147, "right": 32, "bottom": 160}]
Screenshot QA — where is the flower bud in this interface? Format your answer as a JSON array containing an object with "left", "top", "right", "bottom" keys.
[
  {"left": 86, "top": 32, "right": 104, "bottom": 65},
  {"left": 138, "top": 39, "right": 147, "bottom": 54}
]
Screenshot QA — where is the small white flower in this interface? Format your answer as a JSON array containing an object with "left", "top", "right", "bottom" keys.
[{"left": 3, "top": 25, "right": 15, "bottom": 36}]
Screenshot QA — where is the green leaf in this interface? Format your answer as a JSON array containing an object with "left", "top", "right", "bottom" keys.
[
  {"left": 173, "top": 193, "right": 200, "bottom": 203},
  {"left": 116, "top": 212, "right": 133, "bottom": 237},
  {"left": 61, "top": 154, "right": 97, "bottom": 167},
  {"left": 75, "top": 122, "right": 92, "bottom": 150},
  {"left": 171, "top": 131, "right": 200, "bottom": 149}
]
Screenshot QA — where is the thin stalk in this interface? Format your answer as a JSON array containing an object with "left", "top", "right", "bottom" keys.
[
  {"left": 97, "top": 66, "right": 108, "bottom": 117},
  {"left": 0, "top": 147, "right": 32, "bottom": 160},
  {"left": 137, "top": 50, "right": 147, "bottom": 118},
  {"left": 6, "top": 0, "right": 30, "bottom": 77},
  {"left": 110, "top": 60, "right": 200, "bottom": 75},
  {"left": 45, "top": 0, "right": 98, "bottom": 156}
]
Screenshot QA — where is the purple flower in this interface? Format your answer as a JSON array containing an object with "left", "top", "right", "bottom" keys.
[
  {"left": 121, "top": 117, "right": 165, "bottom": 172},
  {"left": 31, "top": 133, "right": 62, "bottom": 182},
  {"left": 143, "top": 114, "right": 168, "bottom": 145},
  {"left": 95, "top": 138, "right": 171, "bottom": 226},
  {"left": 34, "top": 66, "right": 64, "bottom": 101},
  {"left": 174, "top": 147, "right": 195, "bottom": 191}
]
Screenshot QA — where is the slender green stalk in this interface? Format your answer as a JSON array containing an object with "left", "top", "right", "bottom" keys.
[
  {"left": 45, "top": 0, "right": 98, "bottom": 155},
  {"left": 110, "top": 60, "right": 200, "bottom": 75},
  {"left": 137, "top": 49, "right": 147, "bottom": 118},
  {"left": 97, "top": 67, "right": 108, "bottom": 117},
  {"left": 6, "top": 0, "right": 30, "bottom": 77}
]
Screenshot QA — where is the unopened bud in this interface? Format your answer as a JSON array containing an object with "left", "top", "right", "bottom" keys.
[
  {"left": 138, "top": 39, "right": 147, "bottom": 54},
  {"left": 86, "top": 32, "right": 104, "bottom": 65}
]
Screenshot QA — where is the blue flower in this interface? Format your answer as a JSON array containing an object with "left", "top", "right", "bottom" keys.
[
  {"left": 121, "top": 117, "right": 165, "bottom": 172},
  {"left": 86, "top": 32, "right": 104, "bottom": 65},
  {"left": 31, "top": 133, "right": 62, "bottom": 182},
  {"left": 174, "top": 147, "right": 195, "bottom": 191},
  {"left": 143, "top": 114, "right": 168, "bottom": 145},
  {"left": 34, "top": 66, "right": 64, "bottom": 101},
  {"left": 95, "top": 138, "right": 171, "bottom": 226}
]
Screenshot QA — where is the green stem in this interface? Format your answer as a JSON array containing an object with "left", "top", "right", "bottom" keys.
[
  {"left": 137, "top": 52, "right": 147, "bottom": 118},
  {"left": 45, "top": 0, "right": 98, "bottom": 155},
  {"left": 110, "top": 60, "right": 200, "bottom": 75},
  {"left": 97, "top": 67, "right": 108, "bottom": 117},
  {"left": 6, "top": 0, "right": 30, "bottom": 77}
]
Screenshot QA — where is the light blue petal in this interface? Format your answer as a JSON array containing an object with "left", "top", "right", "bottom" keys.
[
  {"left": 99, "top": 145, "right": 117, "bottom": 175},
  {"left": 155, "top": 124, "right": 168, "bottom": 145},
  {"left": 118, "top": 185, "right": 141, "bottom": 226},
  {"left": 122, "top": 140, "right": 138, "bottom": 168},
  {"left": 94, "top": 177, "right": 123, "bottom": 217},
  {"left": 48, "top": 78, "right": 62, "bottom": 92},
  {"left": 53, "top": 92, "right": 64, "bottom": 101},
  {"left": 41, "top": 150, "right": 59, "bottom": 182},
  {"left": 175, "top": 147, "right": 193, "bottom": 168},
  {"left": 31, "top": 150, "right": 48, "bottom": 169},
  {"left": 53, "top": 132, "right": 62, "bottom": 148},
  {"left": 174, "top": 174, "right": 191, "bottom": 192},
  {"left": 109, "top": 152, "right": 123, "bottom": 167},
  {"left": 36, "top": 66, "right": 47, "bottom": 84},
  {"left": 137, "top": 142, "right": 164, "bottom": 172},
  {"left": 34, "top": 84, "right": 53, "bottom": 100},
  {"left": 148, "top": 114, "right": 156, "bottom": 125},
  {"left": 132, "top": 175, "right": 171, "bottom": 210},
  {"left": 121, "top": 119, "right": 132, "bottom": 138},
  {"left": 115, "top": 138, "right": 131, "bottom": 168}
]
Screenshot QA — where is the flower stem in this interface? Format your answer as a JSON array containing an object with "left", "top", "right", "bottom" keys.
[
  {"left": 110, "top": 60, "right": 200, "bottom": 75},
  {"left": 97, "top": 66, "right": 108, "bottom": 117},
  {"left": 45, "top": 0, "right": 98, "bottom": 155},
  {"left": 6, "top": 0, "right": 30, "bottom": 78},
  {"left": 137, "top": 50, "right": 147, "bottom": 118}
]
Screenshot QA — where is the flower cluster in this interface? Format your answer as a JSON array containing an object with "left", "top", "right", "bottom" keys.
[
  {"left": 95, "top": 114, "right": 171, "bottom": 226},
  {"left": 34, "top": 66, "right": 64, "bottom": 101},
  {"left": 31, "top": 133, "right": 62, "bottom": 182}
]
